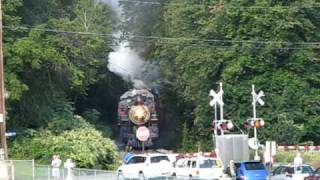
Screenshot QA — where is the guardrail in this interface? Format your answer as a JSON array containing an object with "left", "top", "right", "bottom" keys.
[
  {"left": 0, "top": 160, "right": 232, "bottom": 180},
  {"left": 278, "top": 145, "right": 320, "bottom": 151}
]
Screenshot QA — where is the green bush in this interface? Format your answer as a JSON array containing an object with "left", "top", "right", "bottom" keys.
[{"left": 9, "top": 122, "right": 121, "bottom": 170}]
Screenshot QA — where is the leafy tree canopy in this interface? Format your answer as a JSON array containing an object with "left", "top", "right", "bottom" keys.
[{"left": 153, "top": 0, "right": 320, "bottom": 147}]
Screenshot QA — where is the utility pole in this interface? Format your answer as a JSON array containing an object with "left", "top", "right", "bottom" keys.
[{"left": 0, "top": 0, "right": 8, "bottom": 160}]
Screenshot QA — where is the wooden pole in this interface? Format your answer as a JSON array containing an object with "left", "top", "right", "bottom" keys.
[{"left": 0, "top": 0, "right": 8, "bottom": 160}]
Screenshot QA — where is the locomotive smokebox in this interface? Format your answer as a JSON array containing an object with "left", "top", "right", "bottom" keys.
[{"left": 129, "top": 105, "right": 150, "bottom": 125}]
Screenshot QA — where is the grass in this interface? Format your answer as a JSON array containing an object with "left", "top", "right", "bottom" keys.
[{"left": 274, "top": 151, "right": 320, "bottom": 167}]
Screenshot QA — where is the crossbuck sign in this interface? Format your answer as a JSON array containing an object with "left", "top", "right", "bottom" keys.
[
  {"left": 209, "top": 84, "right": 224, "bottom": 106},
  {"left": 252, "top": 87, "right": 265, "bottom": 106}
]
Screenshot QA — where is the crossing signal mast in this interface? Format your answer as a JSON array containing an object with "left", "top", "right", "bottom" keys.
[
  {"left": 209, "top": 83, "right": 233, "bottom": 136},
  {"left": 250, "top": 85, "right": 265, "bottom": 161},
  {"left": 209, "top": 82, "right": 234, "bottom": 136}
]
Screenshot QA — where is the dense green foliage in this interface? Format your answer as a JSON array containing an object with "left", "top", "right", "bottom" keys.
[
  {"left": 3, "top": 0, "right": 124, "bottom": 169},
  {"left": 10, "top": 116, "right": 120, "bottom": 170},
  {"left": 149, "top": 0, "right": 320, "bottom": 149},
  {"left": 2, "top": 0, "right": 320, "bottom": 159}
]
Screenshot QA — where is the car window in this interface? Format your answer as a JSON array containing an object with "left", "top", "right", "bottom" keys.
[
  {"left": 150, "top": 156, "right": 169, "bottom": 163},
  {"left": 315, "top": 169, "right": 320, "bottom": 176},
  {"left": 127, "top": 156, "right": 146, "bottom": 164},
  {"left": 244, "top": 162, "right": 266, "bottom": 170},
  {"left": 192, "top": 161, "right": 197, "bottom": 168},
  {"left": 199, "top": 159, "right": 220, "bottom": 168},
  {"left": 176, "top": 159, "right": 185, "bottom": 167},
  {"left": 187, "top": 160, "right": 191, "bottom": 168},
  {"left": 281, "top": 167, "right": 294, "bottom": 174},
  {"left": 299, "top": 166, "right": 313, "bottom": 174},
  {"left": 273, "top": 167, "right": 282, "bottom": 175}
]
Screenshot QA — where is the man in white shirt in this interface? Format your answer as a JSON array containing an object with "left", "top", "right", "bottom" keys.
[
  {"left": 293, "top": 152, "right": 303, "bottom": 166},
  {"left": 64, "top": 158, "right": 75, "bottom": 180},
  {"left": 51, "top": 155, "right": 62, "bottom": 180}
]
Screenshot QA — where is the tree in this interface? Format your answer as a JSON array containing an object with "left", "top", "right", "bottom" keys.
[
  {"left": 153, "top": 0, "right": 320, "bottom": 146},
  {"left": 4, "top": 0, "right": 115, "bottom": 129}
]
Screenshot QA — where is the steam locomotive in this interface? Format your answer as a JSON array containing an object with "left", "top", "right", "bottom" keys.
[{"left": 118, "top": 89, "right": 159, "bottom": 148}]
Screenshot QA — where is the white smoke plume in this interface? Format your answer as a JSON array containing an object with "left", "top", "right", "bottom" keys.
[
  {"left": 102, "top": 0, "right": 159, "bottom": 89},
  {"left": 107, "top": 42, "right": 145, "bottom": 81},
  {"left": 101, "top": 0, "right": 122, "bottom": 16}
]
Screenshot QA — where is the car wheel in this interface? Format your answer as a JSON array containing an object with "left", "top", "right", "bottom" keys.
[
  {"left": 172, "top": 172, "right": 176, "bottom": 176},
  {"left": 117, "top": 170, "right": 125, "bottom": 180},
  {"left": 139, "top": 171, "right": 145, "bottom": 180}
]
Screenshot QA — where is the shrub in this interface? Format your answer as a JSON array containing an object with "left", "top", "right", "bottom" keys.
[{"left": 9, "top": 124, "right": 120, "bottom": 170}]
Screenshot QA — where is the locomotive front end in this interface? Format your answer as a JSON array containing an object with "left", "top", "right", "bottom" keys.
[{"left": 118, "top": 89, "right": 159, "bottom": 148}]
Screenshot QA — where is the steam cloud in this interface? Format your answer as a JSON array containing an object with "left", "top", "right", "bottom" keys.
[
  {"left": 102, "top": 0, "right": 155, "bottom": 89},
  {"left": 108, "top": 42, "right": 145, "bottom": 81},
  {"left": 101, "top": 0, "right": 121, "bottom": 16}
]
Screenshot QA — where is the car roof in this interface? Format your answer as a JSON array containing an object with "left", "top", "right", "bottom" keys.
[
  {"left": 178, "top": 156, "right": 221, "bottom": 160},
  {"left": 131, "top": 153, "right": 169, "bottom": 157},
  {"left": 235, "top": 161, "right": 262, "bottom": 164},
  {"left": 277, "top": 164, "right": 312, "bottom": 167}
]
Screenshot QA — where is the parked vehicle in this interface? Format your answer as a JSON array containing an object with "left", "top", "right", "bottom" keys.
[
  {"left": 231, "top": 161, "right": 268, "bottom": 180},
  {"left": 305, "top": 167, "right": 320, "bottom": 180},
  {"left": 171, "top": 156, "right": 225, "bottom": 179},
  {"left": 272, "top": 164, "right": 314, "bottom": 180},
  {"left": 117, "top": 153, "right": 173, "bottom": 178}
]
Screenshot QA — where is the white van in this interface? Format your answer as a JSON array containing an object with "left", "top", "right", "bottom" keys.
[
  {"left": 172, "top": 156, "right": 225, "bottom": 179},
  {"left": 117, "top": 153, "right": 173, "bottom": 178}
]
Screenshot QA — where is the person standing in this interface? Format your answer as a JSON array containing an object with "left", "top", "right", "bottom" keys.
[
  {"left": 294, "top": 152, "right": 303, "bottom": 166},
  {"left": 51, "top": 155, "right": 62, "bottom": 180},
  {"left": 64, "top": 158, "right": 75, "bottom": 180}
]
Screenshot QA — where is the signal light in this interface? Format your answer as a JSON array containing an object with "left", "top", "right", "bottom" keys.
[
  {"left": 219, "top": 123, "right": 226, "bottom": 130},
  {"left": 250, "top": 120, "right": 255, "bottom": 127},
  {"left": 227, "top": 121, "right": 234, "bottom": 129},
  {"left": 246, "top": 118, "right": 265, "bottom": 128},
  {"left": 217, "top": 121, "right": 233, "bottom": 130},
  {"left": 253, "top": 119, "right": 265, "bottom": 128}
]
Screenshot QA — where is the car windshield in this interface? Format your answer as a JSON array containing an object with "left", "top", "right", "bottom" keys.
[
  {"left": 127, "top": 156, "right": 146, "bottom": 164},
  {"left": 244, "top": 162, "right": 266, "bottom": 170},
  {"left": 150, "top": 156, "right": 169, "bottom": 163},
  {"left": 199, "top": 159, "right": 220, "bottom": 168}
]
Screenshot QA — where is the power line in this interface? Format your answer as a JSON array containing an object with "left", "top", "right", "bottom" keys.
[
  {"left": 3, "top": 26, "right": 319, "bottom": 79},
  {"left": 118, "top": 0, "right": 320, "bottom": 9},
  {"left": 4, "top": 26, "right": 320, "bottom": 47},
  {"left": 4, "top": 26, "right": 115, "bottom": 38}
]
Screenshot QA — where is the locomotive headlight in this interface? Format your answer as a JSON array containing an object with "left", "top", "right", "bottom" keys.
[
  {"left": 135, "top": 107, "right": 145, "bottom": 119},
  {"left": 129, "top": 105, "right": 151, "bottom": 125}
]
